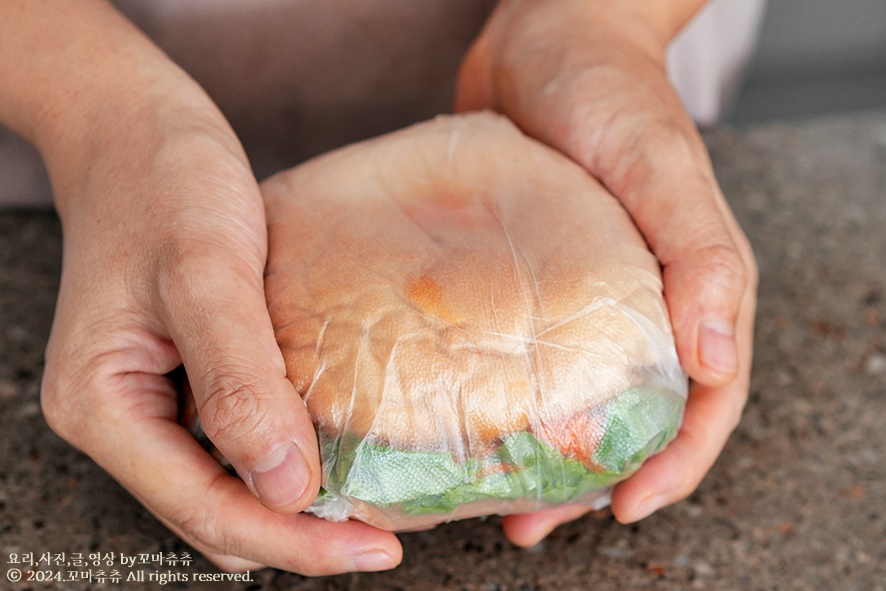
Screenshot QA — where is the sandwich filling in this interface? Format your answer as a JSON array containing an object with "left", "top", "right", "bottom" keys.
[{"left": 308, "top": 385, "right": 684, "bottom": 520}]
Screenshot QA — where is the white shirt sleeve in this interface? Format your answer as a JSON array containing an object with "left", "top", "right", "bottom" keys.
[{"left": 668, "top": 0, "right": 768, "bottom": 126}]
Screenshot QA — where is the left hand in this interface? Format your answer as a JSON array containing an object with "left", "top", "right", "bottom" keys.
[{"left": 455, "top": 0, "right": 758, "bottom": 546}]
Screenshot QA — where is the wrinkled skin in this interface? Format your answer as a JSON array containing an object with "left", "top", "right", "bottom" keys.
[
  {"left": 455, "top": 0, "right": 757, "bottom": 546},
  {"left": 21, "top": 0, "right": 401, "bottom": 576},
  {"left": 6, "top": 0, "right": 758, "bottom": 576}
]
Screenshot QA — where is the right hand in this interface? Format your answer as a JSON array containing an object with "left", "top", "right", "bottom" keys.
[
  {"left": 456, "top": 0, "right": 758, "bottom": 545},
  {"left": 31, "top": 5, "right": 401, "bottom": 575}
]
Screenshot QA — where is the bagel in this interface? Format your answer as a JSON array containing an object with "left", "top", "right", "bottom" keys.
[{"left": 251, "top": 112, "right": 686, "bottom": 530}]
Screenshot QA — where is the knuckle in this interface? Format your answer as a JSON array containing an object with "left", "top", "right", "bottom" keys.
[
  {"left": 154, "top": 230, "right": 263, "bottom": 306},
  {"left": 634, "top": 117, "right": 691, "bottom": 153},
  {"left": 40, "top": 360, "right": 100, "bottom": 446},
  {"left": 154, "top": 240, "right": 223, "bottom": 308},
  {"left": 174, "top": 501, "right": 234, "bottom": 557},
  {"left": 197, "top": 370, "right": 271, "bottom": 446},
  {"left": 40, "top": 375, "right": 71, "bottom": 440},
  {"left": 695, "top": 242, "right": 750, "bottom": 299},
  {"left": 606, "top": 118, "right": 696, "bottom": 187}
]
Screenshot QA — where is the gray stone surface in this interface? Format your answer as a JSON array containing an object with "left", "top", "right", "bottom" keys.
[{"left": 1, "top": 110, "right": 884, "bottom": 590}]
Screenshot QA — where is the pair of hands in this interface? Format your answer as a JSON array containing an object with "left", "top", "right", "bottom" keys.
[{"left": 27, "top": 0, "right": 755, "bottom": 576}]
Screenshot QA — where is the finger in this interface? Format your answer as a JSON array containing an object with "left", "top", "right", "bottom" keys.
[
  {"left": 660, "top": 192, "right": 749, "bottom": 387},
  {"left": 571, "top": 110, "right": 750, "bottom": 388},
  {"left": 86, "top": 377, "right": 402, "bottom": 575},
  {"left": 145, "top": 427, "right": 402, "bottom": 575},
  {"left": 200, "top": 553, "right": 266, "bottom": 573},
  {"left": 454, "top": 23, "right": 496, "bottom": 113},
  {"left": 614, "top": 146, "right": 750, "bottom": 389},
  {"left": 610, "top": 380, "right": 744, "bottom": 522},
  {"left": 611, "top": 273, "right": 755, "bottom": 523},
  {"left": 156, "top": 250, "right": 321, "bottom": 513},
  {"left": 501, "top": 504, "right": 595, "bottom": 548}
]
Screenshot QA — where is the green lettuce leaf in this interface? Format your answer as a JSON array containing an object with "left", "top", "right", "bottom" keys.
[
  {"left": 311, "top": 386, "right": 684, "bottom": 517},
  {"left": 593, "top": 387, "right": 684, "bottom": 474}
]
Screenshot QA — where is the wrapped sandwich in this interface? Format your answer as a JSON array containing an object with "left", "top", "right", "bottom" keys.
[{"left": 188, "top": 112, "right": 687, "bottom": 531}]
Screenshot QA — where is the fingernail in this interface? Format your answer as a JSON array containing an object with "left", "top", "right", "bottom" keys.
[
  {"left": 626, "top": 494, "right": 666, "bottom": 523},
  {"left": 698, "top": 320, "right": 738, "bottom": 375},
  {"left": 249, "top": 444, "right": 310, "bottom": 509},
  {"left": 354, "top": 550, "right": 397, "bottom": 572}
]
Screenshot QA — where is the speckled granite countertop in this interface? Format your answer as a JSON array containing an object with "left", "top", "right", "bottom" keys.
[{"left": 1, "top": 110, "right": 884, "bottom": 590}]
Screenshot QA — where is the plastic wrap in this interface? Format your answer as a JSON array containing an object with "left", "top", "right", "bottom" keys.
[{"left": 188, "top": 112, "right": 688, "bottom": 531}]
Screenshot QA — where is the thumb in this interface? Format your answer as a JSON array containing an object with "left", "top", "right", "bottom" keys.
[
  {"left": 454, "top": 4, "right": 508, "bottom": 115},
  {"left": 454, "top": 32, "right": 496, "bottom": 113},
  {"left": 158, "top": 253, "right": 320, "bottom": 513}
]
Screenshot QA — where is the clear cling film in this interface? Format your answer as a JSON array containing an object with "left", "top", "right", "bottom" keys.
[{"left": 185, "top": 112, "right": 688, "bottom": 531}]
